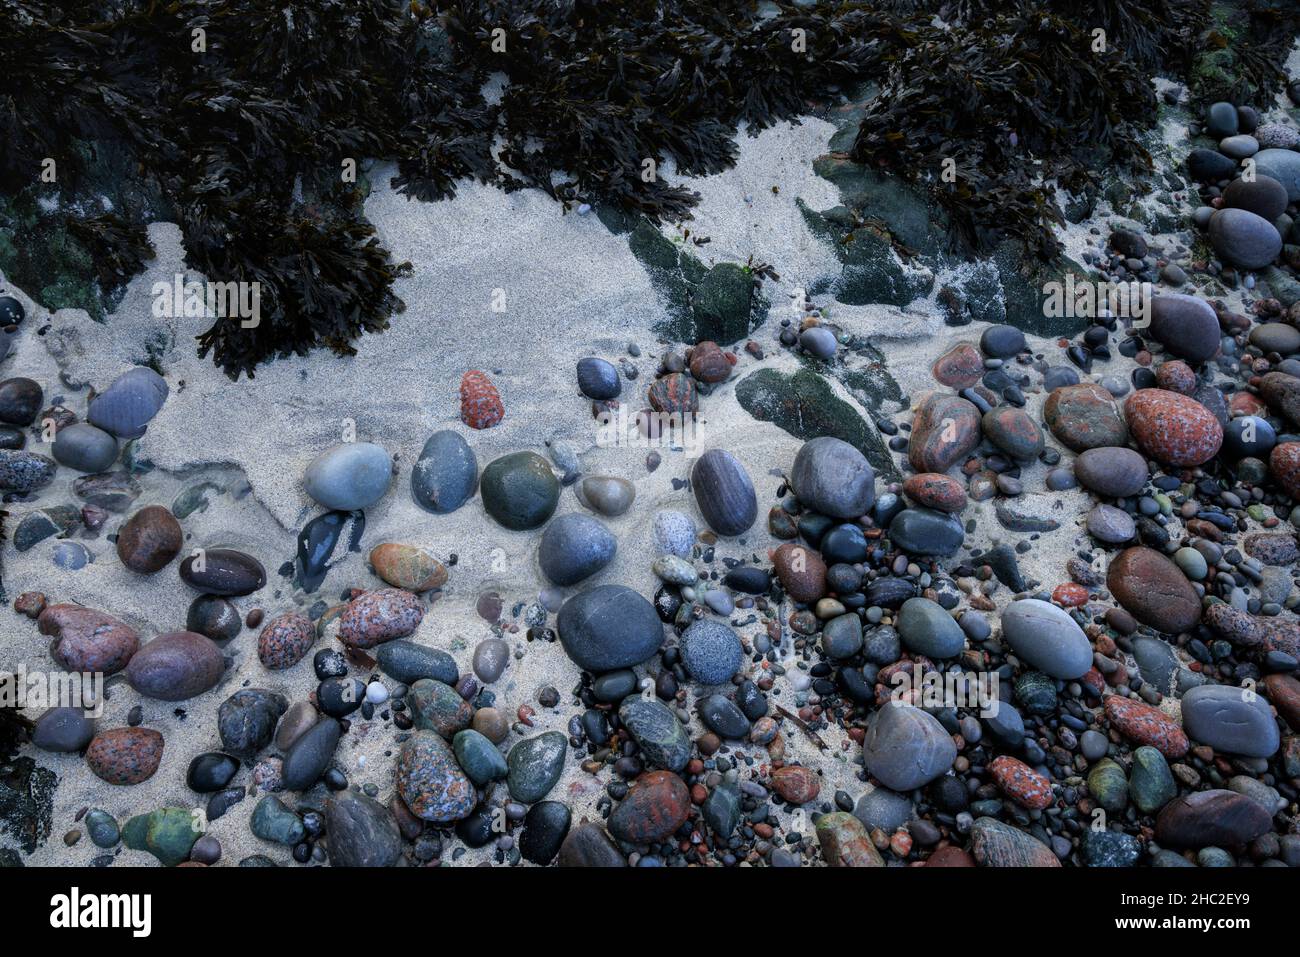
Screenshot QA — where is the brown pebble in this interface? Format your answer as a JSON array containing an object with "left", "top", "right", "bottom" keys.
[{"left": 246, "top": 608, "right": 264, "bottom": 628}]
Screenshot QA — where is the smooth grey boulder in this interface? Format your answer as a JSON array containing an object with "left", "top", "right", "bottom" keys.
[
  {"left": 324, "top": 791, "right": 402, "bottom": 867},
  {"left": 538, "top": 512, "right": 616, "bottom": 586},
  {"left": 1000, "top": 599, "right": 1092, "bottom": 680},
  {"left": 789, "top": 436, "right": 875, "bottom": 519},
  {"left": 557, "top": 584, "right": 663, "bottom": 671},
  {"left": 51, "top": 423, "right": 118, "bottom": 473},
  {"left": 1181, "top": 684, "right": 1280, "bottom": 758},
  {"left": 861, "top": 703, "right": 956, "bottom": 791},
  {"left": 411, "top": 430, "right": 478, "bottom": 514}
]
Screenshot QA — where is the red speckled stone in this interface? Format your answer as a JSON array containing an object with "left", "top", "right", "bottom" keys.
[
  {"left": 338, "top": 588, "right": 424, "bottom": 648},
  {"left": 1270, "top": 442, "right": 1300, "bottom": 498},
  {"left": 608, "top": 770, "right": 690, "bottom": 844},
  {"left": 1104, "top": 695, "right": 1189, "bottom": 758},
  {"left": 902, "top": 472, "right": 966, "bottom": 512},
  {"left": 771, "top": 765, "right": 821, "bottom": 805},
  {"left": 1228, "top": 391, "right": 1267, "bottom": 417},
  {"left": 908, "top": 393, "right": 981, "bottom": 473},
  {"left": 931, "top": 342, "right": 984, "bottom": 389},
  {"left": 257, "top": 612, "right": 316, "bottom": 670},
  {"left": 1154, "top": 360, "right": 1197, "bottom": 395},
  {"left": 1052, "top": 583, "right": 1089, "bottom": 607},
  {"left": 1124, "top": 389, "right": 1223, "bottom": 466},
  {"left": 989, "top": 755, "right": 1054, "bottom": 809},
  {"left": 459, "top": 370, "right": 503, "bottom": 430},
  {"left": 86, "top": 727, "right": 164, "bottom": 785},
  {"left": 1203, "top": 602, "right": 1300, "bottom": 659},
  {"left": 647, "top": 372, "right": 698, "bottom": 415},
  {"left": 1044, "top": 383, "right": 1127, "bottom": 452},
  {"left": 39, "top": 604, "right": 140, "bottom": 675}
]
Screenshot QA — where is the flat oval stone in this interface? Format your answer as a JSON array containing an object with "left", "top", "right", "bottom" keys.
[
  {"left": 32, "top": 706, "right": 96, "bottom": 753},
  {"left": 608, "top": 770, "right": 690, "bottom": 844},
  {"left": 1107, "top": 546, "right": 1201, "bottom": 634},
  {"left": 1125, "top": 389, "right": 1223, "bottom": 466},
  {"left": 1086, "top": 503, "right": 1136, "bottom": 543},
  {"left": 1000, "top": 599, "right": 1092, "bottom": 679},
  {"left": 324, "top": 791, "right": 402, "bottom": 867},
  {"left": 698, "top": 693, "right": 751, "bottom": 739},
  {"left": 506, "top": 730, "right": 567, "bottom": 803},
  {"left": 652, "top": 509, "right": 697, "bottom": 557},
  {"left": 821, "top": 612, "right": 863, "bottom": 659},
  {"left": 39, "top": 603, "right": 139, "bottom": 675},
  {"left": 397, "top": 730, "right": 475, "bottom": 822},
  {"left": 52, "top": 423, "right": 118, "bottom": 473},
  {"left": 1043, "top": 383, "right": 1127, "bottom": 451},
  {"left": 908, "top": 393, "right": 980, "bottom": 472},
  {"left": 338, "top": 588, "right": 423, "bottom": 648},
  {"left": 257, "top": 612, "right": 315, "bottom": 670},
  {"left": 126, "top": 631, "right": 225, "bottom": 701},
  {"left": 281, "top": 717, "right": 341, "bottom": 790},
  {"left": 576, "top": 356, "right": 621, "bottom": 399},
  {"left": 87, "top": 367, "right": 168, "bottom": 439},
  {"left": 1223, "top": 175, "right": 1289, "bottom": 221},
  {"left": 1155, "top": 790, "right": 1273, "bottom": 848},
  {"left": 86, "top": 727, "right": 164, "bottom": 785},
  {"left": 1073, "top": 446, "right": 1148, "bottom": 497},
  {"left": 408, "top": 678, "right": 473, "bottom": 738},
  {"left": 1208, "top": 207, "right": 1281, "bottom": 270},
  {"left": 452, "top": 728, "right": 508, "bottom": 786},
  {"left": 896, "top": 597, "right": 965, "bottom": 658},
  {"left": 862, "top": 703, "right": 956, "bottom": 790},
  {"left": 179, "top": 548, "right": 266, "bottom": 596},
  {"left": 902, "top": 472, "right": 966, "bottom": 512},
  {"left": 472, "top": 637, "right": 510, "bottom": 683},
  {"left": 1181, "top": 684, "right": 1280, "bottom": 757},
  {"left": 411, "top": 430, "right": 478, "bottom": 514},
  {"left": 888, "top": 506, "right": 964, "bottom": 556},
  {"left": 1148, "top": 294, "right": 1222, "bottom": 365},
  {"left": 116, "top": 505, "right": 182, "bottom": 573},
  {"left": 618, "top": 698, "right": 691, "bottom": 771},
  {"left": 481, "top": 451, "right": 560, "bottom": 530},
  {"left": 187, "top": 752, "right": 239, "bottom": 792},
  {"left": 217, "top": 689, "right": 288, "bottom": 758},
  {"left": 691, "top": 449, "right": 756, "bottom": 536},
  {"left": 1253, "top": 147, "right": 1300, "bottom": 202},
  {"left": 789, "top": 437, "right": 874, "bottom": 519},
  {"left": 932, "top": 341, "right": 984, "bottom": 389},
  {"left": 374, "top": 640, "right": 458, "bottom": 685},
  {"left": 538, "top": 512, "right": 617, "bottom": 585},
  {"left": 1104, "top": 695, "right": 1190, "bottom": 758},
  {"left": 304, "top": 442, "right": 393, "bottom": 511},
  {"left": 369, "top": 543, "right": 447, "bottom": 592},
  {"left": 557, "top": 584, "right": 663, "bottom": 671}
]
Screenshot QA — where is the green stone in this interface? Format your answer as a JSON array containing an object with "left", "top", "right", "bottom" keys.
[
  {"left": 506, "top": 731, "right": 567, "bottom": 803},
  {"left": 121, "top": 808, "right": 202, "bottom": 866},
  {"left": 452, "top": 729, "right": 508, "bottom": 787},
  {"left": 1129, "top": 746, "right": 1177, "bottom": 815},
  {"left": 480, "top": 451, "right": 560, "bottom": 531},
  {"left": 1087, "top": 758, "right": 1129, "bottom": 814},
  {"left": 250, "top": 796, "right": 305, "bottom": 846},
  {"left": 84, "top": 809, "right": 120, "bottom": 848}
]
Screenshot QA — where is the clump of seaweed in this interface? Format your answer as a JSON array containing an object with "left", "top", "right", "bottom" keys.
[{"left": 1, "top": 1, "right": 1298, "bottom": 374}]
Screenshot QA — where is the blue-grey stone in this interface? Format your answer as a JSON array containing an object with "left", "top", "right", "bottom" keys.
[
  {"left": 1000, "top": 599, "right": 1092, "bottom": 679},
  {"left": 506, "top": 731, "right": 567, "bottom": 803},
  {"left": 557, "top": 584, "right": 664, "bottom": 671},
  {"left": 852, "top": 788, "right": 913, "bottom": 833},
  {"left": 51, "top": 423, "right": 118, "bottom": 473},
  {"left": 896, "top": 597, "right": 965, "bottom": 658},
  {"left": 789, "top": 437, "right": 874, "bottom": 519},
  {"left": 87, "top": 367, "right": 169, "bottom": 439},
  {"left": 453, "top": 729, "right": 508, "bottom": 786},
  {"left": 862, "top": 703, "right": 956, "bottom": 790},
  {"left": 411, "top": 430, "right": 478, "bottom": 514},
  {"left": 680, "top": 618, "right": 743, "bottom": 684},
  {"left": 888, "top": 507, "right": 963, "bottom": 556},
  {"left": 576, "top": 356, "right": 621, "bottom": 399},
  {"left": 1181, "top": 684, "right": 1280, "bottom": 757},
  {"left": 698, "top": 693, "right": 751, "bottom": 739},
  {"left": 1255, "top": 148, "right": 1300, "bottom": 202},
  {"left": 538, "top": 512, "right": 616, "bottom": 586},
  {"left": 821, "top": 613, "right": 863, "bottom": 659},
  {"left": 0, "top": 449, "right": 57, "bottom": 494},
  {"left": 652, "top": 509, "right": 697, "bottom": 557},
  {"left": 1208, "top": 207, "right": 1282, "bottom": 270},
  {"left": 375, "top": 640, "right": 459, "bottom": 686},
  {"left": 798, "top": 326, "right": 838, "bottom": 359},
  {"left": 304, "top": 442, "right": 393, "bottom": 511}
]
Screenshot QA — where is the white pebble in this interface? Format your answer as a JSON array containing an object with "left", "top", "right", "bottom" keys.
[{"left": 365, "top": 681, "right": 389, "bottom": 704}]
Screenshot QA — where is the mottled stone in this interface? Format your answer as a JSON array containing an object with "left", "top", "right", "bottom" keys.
[
  {"left": 86, "top": 727, "right": 163, "bottom": 785},
  {"left": 126, "top": 631, "right": 225, "bottom": 701}
]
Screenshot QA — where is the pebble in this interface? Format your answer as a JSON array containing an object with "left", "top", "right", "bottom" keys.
[
  {"left": 186, "top": 595, "right": 242, "bottom": 643},
  {"left": 652, "top": 509, "right": 697, "bottom": 557},
  {"left": 408, "top": 678, "right": 474, "bottom": 738},
  {"left": 452, "top": 729, "right": 509, "bottom": 786},
  {"left": 87, "top": 366, "right": 169, "bottom": 439},
  {"left": 51, "top": 423, "right": 118, "bottom": 473},
  {"left": 218, "top": 689, "right": 289, "bottom": 757},
  {"left": 257, "top": 612, "right": 316, "bottom": 670},
  {"left": 576, "top": 474, "right": 635, "bottom": 517},
  {"left": 460, "top": 369, "right": 504, "bottom": 429},
  {"left": 39, "top": 604, "right": 139, "bottom": 674},
  {"left": 1155, "top": 790, "right": 1273, "bottom": 848},
  {"left": 889, "top": 506, "right": 964, "bottom": 557},
  {"left": 520, "top": 801, "right": 572, "bottom": 865},
  {"left": 1000, "top": 599, "right": 1092, "bottom": 679},
  {"left": 1086, "top": 503, "right": 1136, "bottom": 543},
  {"left": 538, "top": 512, "right": 616, "bottom": 585},
  {"left": 369, "top": 543, "right": 447, "bottom": 592},
  {"left": 1073, "top": 446, "right": 1148, "bottom": 498},
  {"left": 86, "top": 727, "right": 164, "bottom": 785},
  {"left": 506, "top": 730, "right": 567, "bottom": 802},
  {"left": 862, "top": 703, "right": 956, "bottom": 790},
  {"left": 0, "top": 449, "right": 57, "bottom": 494},
  {"left": 1043, "top": 383, "right": 1127, "bottom": 451},
  {"left": 576, "top": 356, "right": 621, "bottom": 399},
  {"left": 680, "top": 618, "right": 743, "bottom": 684},
  {"left": 1104, "top": 696, "right": 1189, "bottom": 758},
  {"left": 1181, "top": 684, "right": 1280, "bottom": 757},
  {"left": 557, "top": 584, "right": 664, "bottom": 671},
  {"left": 32, "top": 707, "right": 96, "bottom": 753},
  {"left": 481, "top": 451, "right": 560, "bottom": 529},
  {"left": 608, "top": 770, "right": 690, "bottom": 844},
  {"left": 472, "top": 637, "right": 510, "bottom": 683},
  {"left": 789, "top": 437, "right": 874, "bottom": 519},
  {"left": 338, "top": 588, "right": 424, "bottom": 648},
  {"left": 908, "top": 393, "right": 981, "bottom": 472},
  {"left": 896, "top": 597, "right": 965, "bottom": 658},
  {"left": 116, "top": 505, "right": 182, "bottom": 573},
  {"left": 969, "top": 817, "right": 1059, "bottom": 867},
  {"left": 618, "top": 698, "right": 691, "bottom": 771},
  {"left": 1106, "top": 546, "right": 1201, "bottom": 634},
  {"left": 375, "top": 640, "right": 459, "bottom": 685},
  {"left": 691, "top": 449, "right": 757, "bottom": 535},
  {"left": 179, "top": 547, "right": 266, "bottom": 596},
  {"left": 280, "top": 717, "right": 341, "bottom": 790},
  {"left": 902, "top": 472, "right": 965, "bottom": 511},
  {"left": 324, "top": 791, "right": 402, "bottom": 867},
  {"left": 772, "top": 542, "right": 827, "bottom": 603},
  {"left": 304, "top": 442, "right": 393, "bottom": 511},
  {"left": 816, "top": 812, "right": 884, "bottom": 867},
  {"left": 411, "top": 430, "right": 478, "bottom": 514},
  {"left": 126, "top": 630, "right": 225, "bottom": 701}
]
